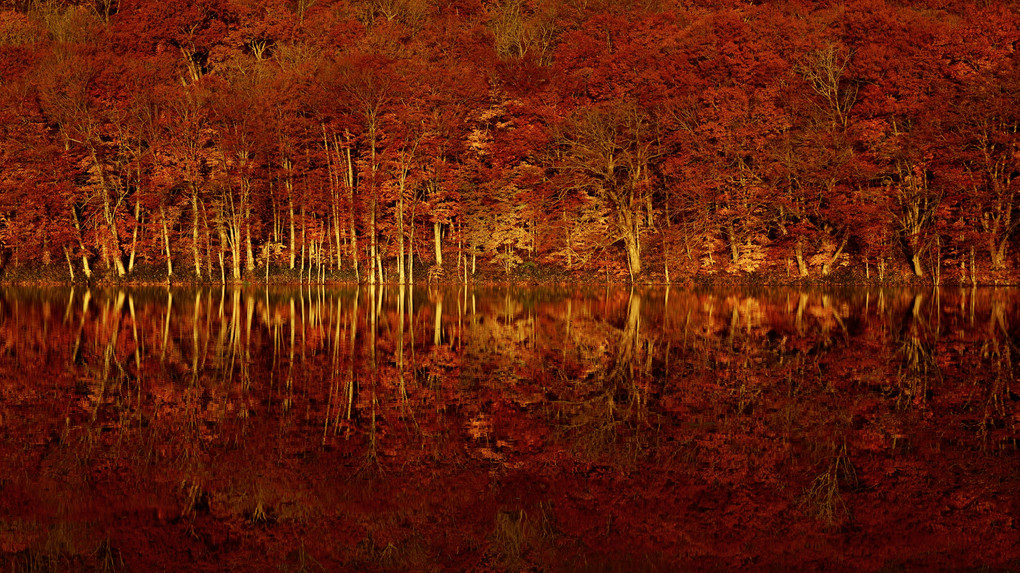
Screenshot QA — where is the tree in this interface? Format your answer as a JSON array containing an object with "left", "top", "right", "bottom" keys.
[
  {"left": 555, "top": 102, "right": 658, "bottom": 280},
  {"left": 888, "top": 161, "right": 940, "bottom": 277},
  {"left": 941, "top": 53, "right": 1020, "bottom": 272},
  {"left": 339, "top": 53, "right": 393, "bottom": 283}
]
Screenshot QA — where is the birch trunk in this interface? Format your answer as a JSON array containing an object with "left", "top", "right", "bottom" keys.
[
  {"left": 160, "top": 205, "right": 173, "bottom": 278},
  {"left": 434, "top": 221, "right": 443, "bottom": 267}
]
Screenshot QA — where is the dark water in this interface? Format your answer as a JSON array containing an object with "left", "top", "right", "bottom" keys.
[{"left": 1, "top": 285, "right": 1018, "bottom": 571}]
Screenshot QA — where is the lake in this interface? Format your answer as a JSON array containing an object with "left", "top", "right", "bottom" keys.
[{"left": 1, "top": 285, "right": 1018, "bottom": 570}]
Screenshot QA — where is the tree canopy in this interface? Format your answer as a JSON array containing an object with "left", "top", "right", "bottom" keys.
[{"left": 1, "top": 0, "right": 1019, "bottom": 283}]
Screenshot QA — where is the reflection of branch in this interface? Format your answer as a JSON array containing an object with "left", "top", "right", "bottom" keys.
[
  {"left": 800, "top": 442, "right": 857, "bottom": 526},
  {"left": 897, "top": 294, "right": 941, "bottom": 408}
]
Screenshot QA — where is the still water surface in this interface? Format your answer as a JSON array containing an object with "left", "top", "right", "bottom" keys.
[{"left": 1, "top": 286, "right": 1018, "bottom": 570}]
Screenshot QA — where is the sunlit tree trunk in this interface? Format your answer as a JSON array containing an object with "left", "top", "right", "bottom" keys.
[
  {"left": 214, "top": 208, "right": 234, "bottom": 282},
  {"left": 203, "top": 201, "right": 214, "bottom": 279},
  {"left": 191, "top": 184, "right": 202, "bottom": 279},
  {"left": 397, "top": 186, "right": 406, "bottom": 284},
  {"left": 64, "top": 248, "right": 75, "bottom": 281},
  {"left": 796, "top": 239, "right": 808, "bottom": 277},
  {"left": 984, "top": 202, "right": 1012, "bottom": 270},
  {"left": 223, "top": 187, "right": 241, "bottom": 281},
  {"left": 340, "top": 139, "right": 360, "bottom": 281},
  {"left": 369, "top": 199, "right": 378, "bottom": 283},
  {"left": 624, "top": 229, "right": 642, "bottom": 278},
  {"left": 160, "top": 206, "right": 174, "bottom": 278},
  {"left": 820, "top": 234, "right": 848, "bottom": 276},
  {"left": 434, "top": 222, "right": 443, "bottom": 267},
  {"left": 241, "top": 165, "right": 255, "bottom": 275},
  {"left": 88, "top": 147, "right": 127, "bottom": 277},
  {"left": 216, "top": 220, "right": 228, "bottom": 283},
  {"left": 323, "top": 127, "right": 347, "bottom": 273},
  {"left": 394, "top": 141, "right": 418, "bottom": 285},
  {"left": 911, "top": 253, "right": 925, "bottom": 277},
  {"left": 128, "top": 198, "right": 141, "bottom": 274},
  {"left": 300, "top": 205, "right": 307, "bottom": 281},
  {"left": 368, "top": 115, "right": 381, "bottom": 284},
  {"left": 970, "top": 247, "right": 977, "bottom": 284},
  {"left": 287, "top": 162, "right": 296, "bottom": 271},
  {"left": 271, "top": 183, "right": 280, "bottom": 246},
  {"left": 71, "top": 206, "right": 92, "bottom": 279},
  {"left": 232, "top": 218, "right": 241, "bottom": 280},
  {"left": 727, "top": 223, "right": 740, "bottom": 264}
]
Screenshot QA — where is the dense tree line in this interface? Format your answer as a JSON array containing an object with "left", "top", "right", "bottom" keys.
[{"left": 0, "top": 0, "right": 1018, "bottom": 283}]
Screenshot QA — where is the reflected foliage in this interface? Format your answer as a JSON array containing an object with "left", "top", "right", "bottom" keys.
[{"left": 0, "top": 286, "right": 1018, "bottom": 570}]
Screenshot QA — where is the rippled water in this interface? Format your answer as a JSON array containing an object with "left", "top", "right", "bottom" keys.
[{"left": 1, "top": 286, "right": 1018, "bottom": 570}]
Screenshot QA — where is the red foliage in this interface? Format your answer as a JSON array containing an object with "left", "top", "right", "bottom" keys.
[{"left": 0, "top": 0, "right": 1018, "bottom": 283}]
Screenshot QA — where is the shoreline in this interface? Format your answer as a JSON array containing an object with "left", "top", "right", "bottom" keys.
[
  {"left": 0, "top": 260, "right": 1015, "bottom": 289},
  {"left": 0, "top": 273, "right": 1015, "bottom": 289}
]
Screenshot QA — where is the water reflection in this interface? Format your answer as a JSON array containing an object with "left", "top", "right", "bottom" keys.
[{"left": 1, "top": 286, "right": 1018, "bottom": 570}]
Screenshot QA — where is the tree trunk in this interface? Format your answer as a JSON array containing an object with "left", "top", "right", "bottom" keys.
[
  {"left": 970, "top": 247, "right": 977, "bottom": 284},
  {"left": 728, "top": 223, "right": 740, "bottom": 264},
  {"left": 821, "top": 235, "right": 848, "bottom": 276},
  {"left": 242, "top": 169, "right": 255, "bottom": 275},
  {"left": 245, "top": 219, "right": 255, "bottom": 275},
  {"left": 89, "top": 147, "right": 126, "bottom": 277},
  {"left": 289, "top": 197, "right": 296, "bottom": 270},
  {"left": 191, "top": 186, "right": 202, "bottom": 279},
  {"left": 343, "top": 143, "right": 359, "bottom": 282},
  {"left": 408, "top": 215, "right": 415, "bottom": 285},
  {"left": 911, "top": 253, "right": 925, "bottom": 277},
  {"left": 128, "top": 198, "right": 141, "bottom": 274},
  {"left": 202, "top": 199, "right": 214, "bottom": 279},
  {"left": 217, "top": 217, "right": 233, "bottom": 282},
  {"left": 565, "top": 220, "right": 573, "bottom": 269},
  {"left": 334, "top": 212, "right": 343, "bottom": 269},
  {"left": 990, "top": 237, "right": 1007, "bottom": 270},
  {"left": 623, "top": 232, "right": 642, "bottom": 280},
  {"left": 231, "top": 211, "right": 241, "bottom": 281},
  {"left": 370, "top": 197, "right": 378, "bottom": 283},
  {"left": 271, "top": 184, "right": 280, "bottom": 245},
  {"left": 300, "top": 205, "right": 307, "bottom": 281},
  {"left": 160, "top": 206, "right": 174, "bottom": 278},
  {"left": 434, "top": 221, "right": 443, "bottom": 267},
  {"left": 368, "top": 115, "right": 380, "bottom": 284},
  {"left": 795, "top": 239, "right": 808, "bottom": 277},
  {"left": 71, "top": 206, "right": 92, "bottom": 279},
  {"left": 64, "top": 248, "right": 75, "bottom": 282},
  {"left": 397, "top": 181, "right": 406, "bottom": 285},
  {"left": 263, "top": 243, "right": 270, "bottom": 284}
]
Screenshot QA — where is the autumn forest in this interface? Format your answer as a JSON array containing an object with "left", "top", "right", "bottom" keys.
[
  {"left": 5, "top": 2, "right": 1020, "bottom": 570},
  {"left": 1, "top": 0, "right": 1019, "bottom": 285}
]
